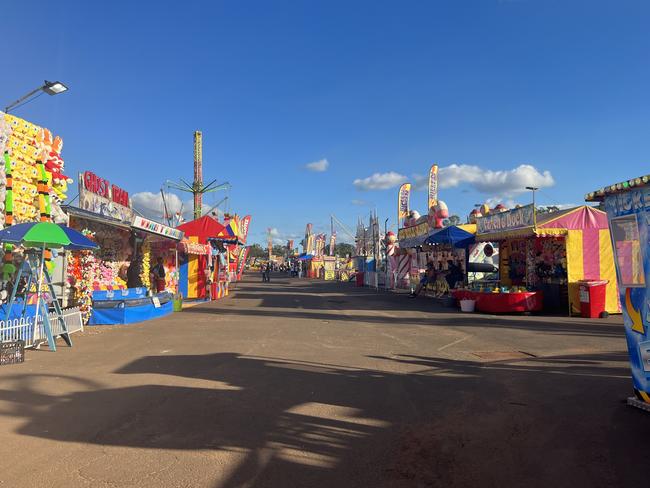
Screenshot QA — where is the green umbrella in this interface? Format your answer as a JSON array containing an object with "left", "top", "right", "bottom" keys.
[
  {"left": 0, "top": 222, "right": 72, "bottom": 344},
  {"left": 0, "top": 222, "right": 71, "bottom": 248}
]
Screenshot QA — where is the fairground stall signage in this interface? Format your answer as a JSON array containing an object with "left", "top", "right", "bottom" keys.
[
  {"left": 398, "top": 221, "right": 430, "bottom": 241},
  {"left": 78, "top": 171, "right": 133, "bottom": 223},
  {"left": 477, "top": 204, "right": 535, "bottom": 235},
  {"left": 132, "top": 215, "right": 184, "bottom": 240}
]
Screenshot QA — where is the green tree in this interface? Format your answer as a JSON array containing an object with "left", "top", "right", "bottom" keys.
[
  {"left": 272, "top": 244, "right": 288, "bottom": 257},
  {"left": 537, "top": 205, "right": 560, "bottom": 215},
  {"left": 332, "top": 242, "right": 355, "bottom": 257},
  {"left": 443, "top": 214, "right": 462, "bottom": 227},
  {"left": 248, "top": 244, "right": 267, "bottom": 259}
]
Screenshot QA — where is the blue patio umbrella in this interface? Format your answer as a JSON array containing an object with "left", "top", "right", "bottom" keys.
[
  {"left": 58, "top": 224, "right": 100, "bottom": 250},
  {"left": 425, "top": 226, "right": 475, "bottom": 248}
]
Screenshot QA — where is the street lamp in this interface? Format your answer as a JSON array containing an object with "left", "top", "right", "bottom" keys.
[
  {"left": 526, "top": 186, "right": 539, "bottom": 227},
  {"left": 4, "top": 80, "right": 69, "bottom": 113}
]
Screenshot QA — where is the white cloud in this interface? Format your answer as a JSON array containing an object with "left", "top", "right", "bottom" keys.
[
  {"left": 412, "top": 173, "right": 428, "bottom": 191},
  {"left": 353, "top": 171, "right": 408, "bottom": 191},
  {"left": 132, "top": 192, "right": 182, "bottom": 221},
  {"left": 438, "top": 164, "right": 554, "bottom": 198},
  {"left": 264, "top": 227, "right": 301, "bottom": 245},
  {"left": 132, "top": 191, "right": 222, "bottom": 223},
  {"left": 305, "top": 158, "right": 329, "bottom": 172},
  {"left": 351, "top": 199, "right": 370, "bottom": 206},
  {"left": 412, "top": 164, "right": 555, "bottom": 199},
  {"left": 484, "top": 197, "right": 519, "bottom": 209}
]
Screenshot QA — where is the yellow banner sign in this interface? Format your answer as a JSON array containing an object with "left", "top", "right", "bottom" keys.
[{"left": 398, "top": 221, "right": 430, "bottom": 241}]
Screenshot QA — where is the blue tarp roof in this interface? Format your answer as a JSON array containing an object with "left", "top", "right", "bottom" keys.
[
  {"left": 425, "top": 226, "right": 475, "bottom": 248},
  {"left": 399, "top": 233, "right": 430, "bottom": 249}
]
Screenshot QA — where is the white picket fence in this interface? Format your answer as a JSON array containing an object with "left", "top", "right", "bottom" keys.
[{"left": 0, "top": 307, "right": 84, "bottom": 348}]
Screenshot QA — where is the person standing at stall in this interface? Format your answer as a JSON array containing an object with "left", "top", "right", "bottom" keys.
[{"left": 151, "top": 256, "right": 167, "bottom": 293}]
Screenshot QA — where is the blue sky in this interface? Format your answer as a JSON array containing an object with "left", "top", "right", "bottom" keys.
[{"left": 2, "top": 0, "right": 649, "bottom": 245}]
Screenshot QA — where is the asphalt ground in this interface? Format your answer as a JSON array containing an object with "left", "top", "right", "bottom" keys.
[{"left": 0, "top": 273, "right": 648, "bottom": 487}]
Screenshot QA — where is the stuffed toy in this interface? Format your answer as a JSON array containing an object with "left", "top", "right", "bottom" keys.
[
  {"left": 36, "top": 161, "right": 52, "bottom": 222},
  {"left": 428, "top": 201, "right": 449, "bottom": 229},
  {"left": 4, "top": 152, "right": 13, "bottom": 226},
  {"left": 0, "top": 114, "right": 11, "bottom": 155},
  {"left": 139, "top": 240, "right": 151, "bottom": 289}
]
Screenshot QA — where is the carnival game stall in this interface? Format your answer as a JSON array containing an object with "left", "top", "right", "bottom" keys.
[
  {"left": 177, "top": 215, "right": 227, "bottom": 300},
  {"left": 469, "top": 205, "right": 619, "bottom": 315},
  {"left": 213, "top": 214, "right": 251, "bottom": 284},
  {"left": 64, "top": 206, "right": 133, "bottom": 322},
  {"left": 586, "top": 175, "right": 650, "bottom": 409},
  {"left": 82, "top": 215, "right": 183, "bottom": 325}
]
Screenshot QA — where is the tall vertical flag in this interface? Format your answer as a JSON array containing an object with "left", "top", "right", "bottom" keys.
[
  {"left": 267, "top": 227, "right": 273, "bottom": 260},
  {"left": 397, "top": 183, "right": 411, "bottom": 227},
  {"left": 236, "top": 247, "right": 250, "bottom": 280},
  {"left": 304, "top": 223, "right": 314, "bottom": 254},
  {"left": 329, "top": 233, "right": 336, "bottom": 256},
  {"left": 428, "top": 164, "right": 438, "bottom": 211},
  {"left": 240, "top": 215, "right": 252, "bottom": 244}
]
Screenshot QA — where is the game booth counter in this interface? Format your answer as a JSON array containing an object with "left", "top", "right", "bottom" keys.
[
  {"left": 586, "top": 176, "right": 650, "bottom": 410},
  {"left": 91, "top": 215, "right": 182, "bottom": 325},
  {"left": 176, "top": 215, "right": 242, "bottom": 302},
  {"left": 63, "top": 173, "right": 183, "bottom": 325},
  {"left": 214, "top": 213, "right": 251, "bottom": 284},
  {"left": 465, "top": 204, "right": 620, "bottom": 316}
]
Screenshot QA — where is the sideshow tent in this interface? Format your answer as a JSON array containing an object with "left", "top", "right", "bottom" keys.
[
  {"left": 177, "top": 216, "right": 226, "bottom": 299},
  {"left": 476, "top": 205, "right": 619, "bottom": 315}
]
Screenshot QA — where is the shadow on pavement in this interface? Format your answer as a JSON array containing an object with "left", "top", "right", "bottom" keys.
[{"left": 0, "top": 350, "right": 648, "bottom": 487}]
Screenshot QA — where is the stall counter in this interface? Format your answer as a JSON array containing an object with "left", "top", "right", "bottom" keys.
[{"left": 451, "top": 289, "right": 543, "bottom": 313}]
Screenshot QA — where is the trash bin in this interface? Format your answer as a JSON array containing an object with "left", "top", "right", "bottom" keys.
[
  {"left": 460, "top": 299, "right": 476, "bottom": 312},
  {"left": 578, "top": 280, "right": 608, "bottom": 318},
  {"left": 355, "top": 272, "right": 365, "bottom": 287},
  {"left": 172, "top": 293, "right": 183, "bottom": 312}
]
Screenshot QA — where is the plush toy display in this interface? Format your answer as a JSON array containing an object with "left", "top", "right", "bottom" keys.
[
  {"left": 2, "top": 113, "right": 70, "bottom": 223},
  {"left": 139, "top": 239, "right": 151, "bottom": 289}
]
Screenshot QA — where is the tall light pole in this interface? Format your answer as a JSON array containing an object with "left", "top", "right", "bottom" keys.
[
  {"left": 4, "top": 80, "right": 68, "bottom": 113},
  {"left": 526, "top": 186, "right": 539, "bottom": 228}
]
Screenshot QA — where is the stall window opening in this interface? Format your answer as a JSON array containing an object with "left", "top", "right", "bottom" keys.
[{"left": 610, "top": 215, "right": 645, "bottom": 287}]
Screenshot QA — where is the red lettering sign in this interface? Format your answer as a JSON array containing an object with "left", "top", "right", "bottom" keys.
[
  {"left": 83, "top": 171, "right": 129, "bottom": 207},
  {"left": 112, "top": 184, "right": 129, "bottom": 207}
]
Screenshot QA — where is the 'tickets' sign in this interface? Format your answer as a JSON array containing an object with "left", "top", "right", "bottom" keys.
[{"left": 83, "top": 171, "right": 130, "bottom": 207}]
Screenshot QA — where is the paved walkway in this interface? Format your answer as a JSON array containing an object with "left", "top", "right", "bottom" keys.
[{"left": 0, "top": 274, "right": 647, "bottom": 487}]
